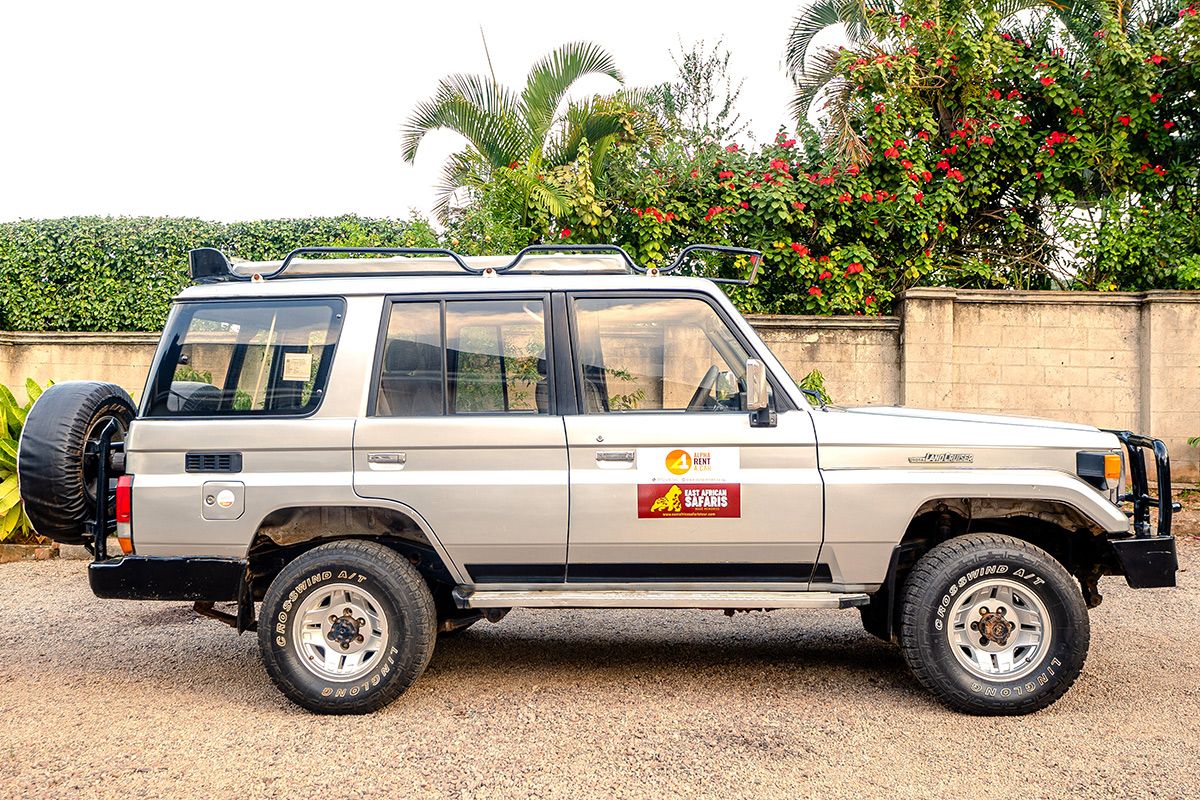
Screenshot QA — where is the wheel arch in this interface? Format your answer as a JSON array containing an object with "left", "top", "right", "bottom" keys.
[{"left": 244, "top": 502, "right": 463, "bottom": 601}]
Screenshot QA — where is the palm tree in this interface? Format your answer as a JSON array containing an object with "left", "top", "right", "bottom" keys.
[{"left": 402, "top": 42, "right": 643, "bottom": 219}]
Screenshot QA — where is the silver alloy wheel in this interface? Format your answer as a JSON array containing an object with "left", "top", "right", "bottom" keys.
[
  {"left": 947, "top": 578, "right": 1051, "bottom": 682},
  {"left": 292, "top": 582, "right": 390, "bottom": 682}
]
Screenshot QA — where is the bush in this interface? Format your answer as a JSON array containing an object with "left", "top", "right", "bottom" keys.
[
  {"left": 0, "top": 215, "right": 438, "bottom": 332},
  {"left": 0, "top": 379, "right": 47, "bottom": 543}
]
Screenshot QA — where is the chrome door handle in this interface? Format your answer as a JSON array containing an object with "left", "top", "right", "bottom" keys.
[
  {"left": 595, "top": 450, "right": 635, "bottom": 463},
  {"left": 367, "top": 452, "right": 406, "bottom": 465}
]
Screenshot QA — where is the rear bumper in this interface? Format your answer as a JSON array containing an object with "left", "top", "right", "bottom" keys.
[{"left": 88, "top": 556, "right": 247, "bottom": 601}]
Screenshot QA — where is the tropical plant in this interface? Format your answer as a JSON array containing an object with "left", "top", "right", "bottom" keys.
[
  {"left": 0, "top": 379, "right": 48, "bottom": 543},
  {"left": 401, "top": 42, "right": 653, "bottom": 222}
]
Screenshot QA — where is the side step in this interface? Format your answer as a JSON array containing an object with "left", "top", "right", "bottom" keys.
[{"left": 453, "top": 588, "right": 870, "bottom": 610}]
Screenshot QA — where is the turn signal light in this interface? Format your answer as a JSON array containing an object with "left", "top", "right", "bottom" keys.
[
  {"left": 1104, "top": 453, "right": 1122, "bottom": 482},
  {"left": 115, "top": 475, "right": 133, "bottom": 555}
]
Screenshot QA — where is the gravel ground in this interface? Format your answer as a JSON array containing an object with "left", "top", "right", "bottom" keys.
[{"left": 2, "top": 544, "right": 1198, "bottom": 800}]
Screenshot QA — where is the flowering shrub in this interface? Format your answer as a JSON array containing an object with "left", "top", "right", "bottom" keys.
[{"left": 538, "top": 2, "right": 1200, "bottom": 314}]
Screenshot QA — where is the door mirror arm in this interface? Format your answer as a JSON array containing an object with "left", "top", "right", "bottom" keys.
[{"left": 745, "top": 358, "right": 776, "bottom": 428}]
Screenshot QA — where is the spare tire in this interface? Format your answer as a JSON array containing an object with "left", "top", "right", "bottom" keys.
[{"left": 18, "top": 381, "right": 136, "bottom": 545}]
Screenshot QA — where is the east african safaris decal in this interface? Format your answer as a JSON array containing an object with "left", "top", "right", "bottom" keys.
[{"left": 636, "top": 447, "right": 741, "bottom": 519}]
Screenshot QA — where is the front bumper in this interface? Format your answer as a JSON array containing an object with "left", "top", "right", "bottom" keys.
[
  {"left": 1104, "top": 430, "right": 1180, "bottom": 589},
  {"left": 89, "top": 556, "right": 247, "bottom": 601}
]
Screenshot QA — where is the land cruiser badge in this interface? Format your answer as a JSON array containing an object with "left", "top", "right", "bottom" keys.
[{"left": 908, "top": 452, "right": 974, "bottom": 463}]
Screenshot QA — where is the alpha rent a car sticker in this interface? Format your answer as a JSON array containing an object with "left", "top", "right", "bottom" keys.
[{"left": 636, "top": 447, "right": 741, "bottom": 519}]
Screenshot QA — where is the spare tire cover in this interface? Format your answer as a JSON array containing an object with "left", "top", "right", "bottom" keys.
[{"left": 18, "top": 381, "right": 136, "bottom": 545}]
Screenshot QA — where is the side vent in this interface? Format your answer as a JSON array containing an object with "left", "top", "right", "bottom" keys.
[{"left": 185, "top": 452, "right": 243, "bottom": 473}]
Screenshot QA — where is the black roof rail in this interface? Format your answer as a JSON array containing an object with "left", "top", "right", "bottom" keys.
[
  {"left": 188, "top": 242, "right": 763, "bottom": 284},
  {"left": 650, "top": 244, "right": 763, "bottom": 285}
]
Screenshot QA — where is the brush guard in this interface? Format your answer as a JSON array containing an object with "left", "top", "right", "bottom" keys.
[{"left": 1104, "top": 430, "right": 1180, "bottom": 589}]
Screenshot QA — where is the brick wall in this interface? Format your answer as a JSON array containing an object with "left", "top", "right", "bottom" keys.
[{"left": 2, "top": 288, "right": 1197, "bottom": 480}]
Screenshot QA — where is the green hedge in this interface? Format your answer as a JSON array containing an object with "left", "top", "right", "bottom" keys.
[{"left": 0, "top": 216, "right": 438, "bottom": 331}]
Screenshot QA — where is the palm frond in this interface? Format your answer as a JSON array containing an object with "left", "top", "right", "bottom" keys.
[
  {"left": 401, "top": 73, "right": 525, "bottom": 166},
  {"left": 502, "top": 168, "right": 575, "bottom": 218},
  {"left": 518, "top": 42, "right": 623, "bottom": 144},
  {"left": 821, "top": 77, "right": 870, "bottom": 166},
  {"left": 432, "top": 149, "right": 488, "bottom": 221},
  {"left": 790, "top": 46, "right": 845, "bottom": 122},
  {"left": 786, "top": 0, "right": 845, "bottom": 76}
]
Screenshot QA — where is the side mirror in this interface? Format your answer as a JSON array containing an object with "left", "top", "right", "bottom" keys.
[{"left": 746, "top": 359, "right": 769, "bottom": 411}]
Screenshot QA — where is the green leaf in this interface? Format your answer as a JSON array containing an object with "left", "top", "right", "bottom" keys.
[{"left": 24, "top": 378, "right": 43, "bottom": 404}]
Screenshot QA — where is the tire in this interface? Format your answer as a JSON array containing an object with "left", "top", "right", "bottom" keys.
[
  {"left": 17, "top": 381, "right": 135, "bottom": 545},
  {"left": 258, "top": 540, "right": 437, "bottom": 714},
  {"left": 898, "top": 533, "right": 1090, "bottom": 715}
]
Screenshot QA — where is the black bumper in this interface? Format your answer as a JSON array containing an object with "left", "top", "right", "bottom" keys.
[
  {"left": 88, "top": 556, "right": 247, "bottom": 601},
  {"left": 1104, "top": 430, "right": 1180, "bottom": 589}
]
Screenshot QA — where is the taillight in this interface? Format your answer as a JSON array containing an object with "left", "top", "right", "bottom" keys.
[{"left": 116, "top": 475, "right": 133, "bottom": 555}]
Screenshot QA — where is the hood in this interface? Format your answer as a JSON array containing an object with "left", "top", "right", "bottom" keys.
[
  {"left": 841, "top": 405, "right": 1100, "bottom": 433},
  {"left": 810, "top": 404, "right": 1121, "bottom": 471}
]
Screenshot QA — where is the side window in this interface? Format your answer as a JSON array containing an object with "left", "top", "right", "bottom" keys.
[
  {"left": 374, "top": 298, "right": 550, "bottom": 416},
  {"left": 573, "top": 296, "right": 753, "bottom": 413},
  {"left": 146, "top": 299, "right": 343, "bottom": 417}
]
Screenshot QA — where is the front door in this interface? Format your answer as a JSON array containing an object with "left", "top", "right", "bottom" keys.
[
  {"left": 563, "top": 293, "right": 825, "bottom": 587},
  {"left": 353, "top": 295, "right": 569, "bottom": 584}
]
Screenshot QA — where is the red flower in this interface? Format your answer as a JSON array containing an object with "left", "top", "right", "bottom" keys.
[
  {"left": 1146, "top": 54, "right": 1164, "bottom": 65},
  {"left": 1035, "top": 171, "right": 1042, "bottom": 180},
  {"left": 718, "top": 170, "right": 734, "bottom": 180},
  {"left": 739, "top": 201, "right": 749, "bottom": 209},
  {"left": 1154, "top": 165, "right": 1167, "bottom": 176},
  {"left": 860, "top": 192, "right": 873, "bottom": 202},
  {"left": 819, "top": 270, "right": 832, "bottom": 280},
  {"left": 1119, "top": 115, "right": 1132, "bottom": 126},
  {"left": 1150, "top": 93, "right": 1163, "bottom": 103},
  {"left": 901, "top": 159, "right": 913, "bottom": 169},
  {"left": 883, "top": 147, "right": 901, "bottom": 158},
  {"left": 781, "top": 138, "right": 796, "bottom": 148},
  {"left": 914, "top": 191, "right": 924, "bottom": 204},
  {"left": 559, "top": 228, "right": 571, "bottom": 238},
  {"left": 936, "top": 159, "right": 950, "bottom": 170},
  {"left": 791, "top": 242, "right": 809, "bottom": 255},
  {"left": 808, "top": 286, "right": 822, "bottom": 297},
  {"left": 990, "top": 89, "right": 1002, "bottom": 101},
  {"left": 507, "top": 160, "right": 520, "bottom": 169},
  {"left": 1071, "top": 106, "right": 1083, "bottom": 116},
  {"left": 837, "top": 192, "right": 852, "bottom": 203},
  {"left": 865, "top": 295, "right": 875, "bottom": 305},
  {"left": 874, "top": 103, "right": 886, "bottom": 113},
  {"left": 1017, "top": 115, "right": 1031, "bottom": 125},
  {"left": 946, "top": 168, "right": 964, "bottom": 182},
  {"left": 1164, "top": 120, "right": 1176, "bottom": 130},
  {"left": 726, "top": 143, "right": 739, "bottom": 152},
  {"left": 942, "top": 144, "right": 958, "bottom": 155},
  {"left": 1039, "top": 76, "right": 1055, "bottom": 86},
  {"left": 1007, "top": 90, "right": 1022, "bottom": 100},
  {"left": 978, "top": 135, "right": 994, "bottom": 145},
  {"left": 690, "top": 169, "right": 699, "bottom": 178},
  {"left": 845, "top": 262, "right": 864, "bottom": 276},
  {"left": 847, "top": 164, "right": 860, "bottom": 176},
  {"left": 917, "top": 131, "right": 930, "bottom": 140},
  {"left": 792, "top": 201, "right": 806, "bottom": 210},
  {"left": 921, "top": 170, "right": 933, "bottom": 182}
]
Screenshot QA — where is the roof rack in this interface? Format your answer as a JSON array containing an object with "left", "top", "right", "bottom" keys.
[{"left": 188, "top": 243, "right": 762, "bottom": 284}]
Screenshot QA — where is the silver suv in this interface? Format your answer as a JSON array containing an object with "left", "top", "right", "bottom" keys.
[{"left": 17, "top": 244, "right": 1178, "bottom": 715}]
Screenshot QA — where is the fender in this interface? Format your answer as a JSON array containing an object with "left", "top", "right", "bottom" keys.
[{"left": 820, "top": 468, "right": 1129, "bottom": 588}]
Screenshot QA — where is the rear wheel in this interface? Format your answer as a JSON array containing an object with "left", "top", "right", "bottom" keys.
[
  {"left": 899, "top": 534, "right": 1089, "bottom": 715},
  {"left": 258, "top": 540, "right": 437, "bottom": 714}
]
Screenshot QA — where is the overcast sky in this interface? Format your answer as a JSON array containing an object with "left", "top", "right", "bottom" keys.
[{"left": 0, "top": 1, "right": 819, "bottom": 224}]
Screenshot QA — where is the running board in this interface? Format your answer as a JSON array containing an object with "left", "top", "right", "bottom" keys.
[{"left": 453, "top": 588, "right": 870, "bottom": 610}]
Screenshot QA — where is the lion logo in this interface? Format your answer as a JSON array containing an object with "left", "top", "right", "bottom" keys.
[{"left": 650, "top": 485, "right": 683, "bottom": 513}]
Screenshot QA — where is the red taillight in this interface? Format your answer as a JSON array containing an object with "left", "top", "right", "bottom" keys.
[{"left": 115, "top": 475, "right": 133, "bottom": 524}]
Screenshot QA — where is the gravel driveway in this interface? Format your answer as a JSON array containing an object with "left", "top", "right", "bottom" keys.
[{"left": 2, "top": 544, "right": 1198, "bottom": 800}]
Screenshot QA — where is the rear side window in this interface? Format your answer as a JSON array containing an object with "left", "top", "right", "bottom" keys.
[
  {"left": 146, "top": 299, "right": 344, "bottom": 417},
  {"left": 374, "top": 298, "right": 550, "bottom": 416}
]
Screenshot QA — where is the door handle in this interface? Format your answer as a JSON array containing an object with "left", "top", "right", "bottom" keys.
[
  {"left": 367, "top": 452, "right": 406, "bottom": 465},
  {"left": 595, "top": 450, "right": 635, "bottom": 463}
]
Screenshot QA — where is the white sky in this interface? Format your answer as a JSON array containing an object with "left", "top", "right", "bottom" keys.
[{"left": 0, "top": 1, "right": 811, "bottom": 224}]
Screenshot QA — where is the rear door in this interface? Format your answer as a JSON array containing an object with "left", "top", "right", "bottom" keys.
[
  {"left": 563, "top": 292, "right": 825, "bottom": 586},
  {"left": 352, "top": 294, "right": 569, "bottom": 584}
]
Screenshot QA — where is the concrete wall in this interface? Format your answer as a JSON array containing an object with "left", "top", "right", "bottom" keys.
[{"left": 2, "top": 287, "right": 1196, "bottom": 480}]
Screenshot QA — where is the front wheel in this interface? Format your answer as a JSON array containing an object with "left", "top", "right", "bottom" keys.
[
  {"left": 258, "top": 540, "right": 437, "bottom": 714},
  {"left": 899, "top": 534, "right": 1090, "bottom": 715}
]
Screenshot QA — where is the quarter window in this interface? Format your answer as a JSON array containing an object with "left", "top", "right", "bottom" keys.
[
  {"left": 573, "top": 296, "right": 754, "bottom": 413},
  {"left": 146, "top": 299, "right": 343, "bottom": 417},
  {"left": 374, "top": 298, "right": 550, "bottom": 416}
]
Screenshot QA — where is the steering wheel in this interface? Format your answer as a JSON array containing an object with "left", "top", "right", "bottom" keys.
[{"left": 686, "top": 366, "right": 721, "bottom": 411}]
